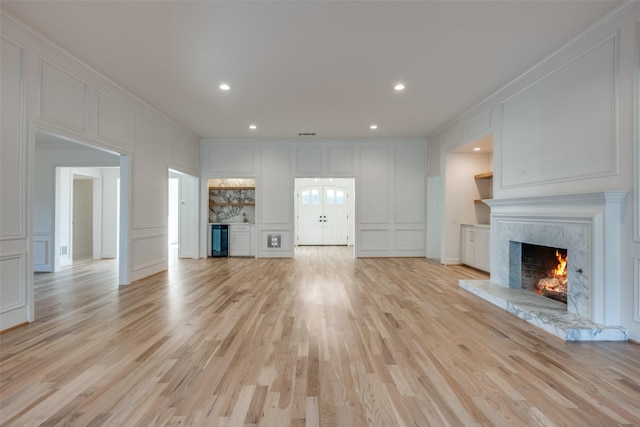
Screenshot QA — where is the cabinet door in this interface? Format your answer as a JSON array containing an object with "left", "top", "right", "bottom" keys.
[
  {"left": 474, "top": 230, "right": 489, "bottom": 272},
  {"left": 230, "top": 226, "right": 252, "bottom": 256},
  {"left": 461, "top": 227, "right": 475, "bottom": 266}
]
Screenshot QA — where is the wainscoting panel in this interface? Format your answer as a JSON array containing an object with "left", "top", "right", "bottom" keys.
[
  {"left": 635, "top": 258, "right": 640, "bottom": 323},
  {"left": 131, "top": 230, "right": 167, "bottom": 281},
  {"left": 33, "top": 232, "right": 52, "bottom": 272},
  {"left": 0, "top": 254, "right": 25, "bottom": 311},
  {"left": 394, "top": 227, "right": 425, "bottom": 252},
  {"left": 39, "top": 59, "right": 88, "bottom": 133},
  {"left": 359, "top": 228, "right": 389, "bottom": 252}
]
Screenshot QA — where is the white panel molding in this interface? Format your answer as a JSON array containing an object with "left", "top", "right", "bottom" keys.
[
  {"left": 464, "top": 109, "right": 492, "bottom": 143},
  {"left": 258, "top": 226, "right": 293, "bottom": 258},
  {"left": 394, "top": 147, "right": 425, "bottom": 225},
  {"left": 0, "top": 253, "right": 26, "bottom": 313},
  {"left": 500, "top": 32, "right": 619, "bottom": 189},
  {"left": 38, "top": 57, "right": 88, "bottom": 133},
  {"left": 359, "top": 228, "right": 389, "bottom": 251},
  {"left": 132, "top": 112, "right": 167, "bottom": 229},
  {"left": 96, "top": 89, "right": 128, "bottom": 148},
  {"left": 33, "top": 232, "right": 51, "bottom": 271},
  {"left": 0, "top": 36, "right": 26, "bottom": 240},
  {"left": 394, "top": 227, "right": 425, "bottom": 251},
  {"left": 635, "top": 257, "right": 640, "bottom": 323},
  {"left": 328, "top": 147, "right": 354, "bottom": 175},
  {"left": 296, "top": 147, "right": 323, "bottom": 174},
  {"left": 131, "top": 233, "right": 166, "bottom": 271},
  {"left": 169, "top": 130, "right": 188, "bottom": 172},
  {"left": 635, "top": 20, "right": 640, "bottom": 242},
  {"left": 206, "top": 145, "right": 255, "bottom": 175}
]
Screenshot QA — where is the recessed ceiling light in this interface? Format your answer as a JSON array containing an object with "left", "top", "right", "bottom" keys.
[
  {"left": 219, "top": 83, "right": 230, "bottom": 91},
  {"left": 249, "top": 124, "right": 257, "bottom": 130},
  {"left": 473, "top": 147, "right": 481, "bottom": 151},
  {"left": 394, "top": 83, "right": 405, "bottom": 91},
  {"left": 370, "top": 124, "right": 378, "bottom": 130}
]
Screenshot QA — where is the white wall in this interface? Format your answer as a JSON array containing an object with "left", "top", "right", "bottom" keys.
[
  {"left": 427, "top": 3, "right": 640, "bottom": 340},
  {"left": 0, "top": 11, "right": 200, "bottom": 330},
  {"left": 200, "top": 139, "right": 427, "bottom": 258}
]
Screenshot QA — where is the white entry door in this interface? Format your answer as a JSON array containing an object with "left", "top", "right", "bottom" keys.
[{"left": 297, "top": 185, "right": 349, "bottom": 245}]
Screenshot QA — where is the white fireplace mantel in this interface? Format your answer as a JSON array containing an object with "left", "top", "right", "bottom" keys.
[{"left": 484, "top": 191, "right": 628, "bottom": 326}]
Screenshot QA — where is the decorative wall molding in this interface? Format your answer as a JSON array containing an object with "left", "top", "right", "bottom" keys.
[
  {"left": 500, "top": 33, "right": 619, "bottom": 189},
  {"left": 33, "top": 232, "right": 52, "bottom": 272},
  {"left": 0, "top": 36, "right": 26, "bottom": 241},
  {"left": 464, "top": 109, "right": 492, "bottom": 143},
  {"left": 635, "top": 257, "right": 640, "bottom": 323},
  {"left": 38, "top": 57, "right": 88, "bottom": 133},
  {"left": 328, "top": 147, "right": 353, "bottom": 175},
  {"left": 297, "top": 147, "right": 323, "bottom": 174},
  {"left": 635, "top": 20, "right": 640, "bottom": 242},
  {"left": 0, "top": 253, "right": 26, "bottom": 313},
  {"left": 96, "top": 89, "right": 128, "bottom": 148}
]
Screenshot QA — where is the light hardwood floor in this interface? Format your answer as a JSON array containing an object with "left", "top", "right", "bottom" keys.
[{"left": 2, "top": 247, "right": 640, "bottom": 426}]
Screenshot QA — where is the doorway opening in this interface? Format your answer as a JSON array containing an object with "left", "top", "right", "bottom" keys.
[
  {"left": 294, "top": 178, "right": 355, "bottom": 250},
  {"left": 168, "top": 170, "right": 199, "bottom": 265},
  {"left": 34, "top": 129, "right": 125, "bottom": 286}
]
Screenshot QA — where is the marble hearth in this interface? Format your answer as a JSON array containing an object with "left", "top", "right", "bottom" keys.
[{"left": 460, "top": 192, "right": 628, "bottom": 341}]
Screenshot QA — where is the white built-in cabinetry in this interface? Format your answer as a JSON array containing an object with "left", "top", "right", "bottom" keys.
[
  {"left": 461, "top": 224, "right": 490, "bottom": 272},
  {"left": 230, "top": 224, "right": 254, "bottom": 257}
]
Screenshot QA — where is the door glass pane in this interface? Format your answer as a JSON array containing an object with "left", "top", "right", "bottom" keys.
[
  {"left": 301, "top": 190, "right": 310, "bottom": 205},
  {"left": 326, "top": 189, "right": 335, "bottom": 205},
  {"left": 311, "top": 189, "right": 319, "bottom": 204},
  {"left": 336, "top": 190, "right": 344, "bottom": 205}
]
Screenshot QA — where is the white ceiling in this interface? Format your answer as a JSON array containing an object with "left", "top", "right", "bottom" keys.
[{"left": 1, "top": 1, "right": 622, "bottom": 140}]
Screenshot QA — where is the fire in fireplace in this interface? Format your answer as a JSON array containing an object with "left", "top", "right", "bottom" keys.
[{"left": 521, "top": 243, "right": 568, "bottom": 303}]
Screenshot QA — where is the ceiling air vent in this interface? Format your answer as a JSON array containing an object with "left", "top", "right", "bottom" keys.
[{"left": 298, "top": 132, "right": 316, "bottom": 136}]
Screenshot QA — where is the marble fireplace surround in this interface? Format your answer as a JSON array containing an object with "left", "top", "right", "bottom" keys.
[{"left": 460, "top": 192, "right": 628, "bottom": 341}]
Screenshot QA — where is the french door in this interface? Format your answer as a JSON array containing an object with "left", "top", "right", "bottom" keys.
[{"left": 297, "top": 185, "right": 348, "bottom": 245}]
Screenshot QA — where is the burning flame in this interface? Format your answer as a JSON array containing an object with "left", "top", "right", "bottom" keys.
[
  {"left": 552, "top": 250, "right": 567, "bottom": 284},
  {"left": 537, "top": 250, "right": 568, "bottom": 301}
]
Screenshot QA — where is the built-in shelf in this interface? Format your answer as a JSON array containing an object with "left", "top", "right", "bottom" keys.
[
  {"left": 474, "top": 171, "right": 493, "bottom": 180},
  {"left": 209, "top": 186, "right": 255, "bottom": 191},
  {"left": 474, "top": 199, "right": 488, "bottom": 204},
  {"left": 209, "top": 202, "right": 256, "bottom": 207}
]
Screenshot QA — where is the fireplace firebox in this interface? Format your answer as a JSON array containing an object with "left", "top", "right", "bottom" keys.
[{"left": 521, "top": 243, "right": 568, "bottom": 303}]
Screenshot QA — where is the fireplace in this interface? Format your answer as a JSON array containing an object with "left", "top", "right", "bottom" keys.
[
  {"left": 520, "top": 243, "right": 568, "bottom": 303},
  {"left": 459, "top": 192, "right": 628, "bottom": 341}
]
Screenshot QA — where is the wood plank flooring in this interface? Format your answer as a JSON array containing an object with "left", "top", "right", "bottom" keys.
[{"left": 2, "top": 246, "right": 640, "bottom": 426}]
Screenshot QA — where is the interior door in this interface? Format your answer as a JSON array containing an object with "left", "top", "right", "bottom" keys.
[
  {"left": 297, "top": 187, "right": 323, "bottom": 245},
  {"left": 297, "top": 185, "right": 348, "bottom": 245},
  {"left": 322, "top": 186, "right": 348, "bottom": 245}
]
